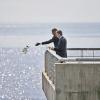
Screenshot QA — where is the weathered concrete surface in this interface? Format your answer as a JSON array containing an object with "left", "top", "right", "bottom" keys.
[
  {"left": 43, "top": 62, "right": 100, "bottom": 100},
  {"left": 42, "top": 72, "right": 55, "bottom": 100},
  {"left": 55, "top": 63, "right": 100, "bottom": 100},
  {"left": 45, "top": 50, "right": 60, "bottom": 85},
  {"left": 43, "top": 50, "right": 100, "bottom": 100}
]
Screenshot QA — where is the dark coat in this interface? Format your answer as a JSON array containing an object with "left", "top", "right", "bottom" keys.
[
  {"left": 42, "top": 36, "right": 59, "bottom": 48},
  {"left": 54, "top": 36, "right": 67, "bottom": 58}
]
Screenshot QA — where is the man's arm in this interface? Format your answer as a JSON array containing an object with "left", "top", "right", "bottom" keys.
[
  {"left": 35, "top": 38, "right": 54, "bottom": 46},
  {"left": 42, "top": 38, "right": 54, "bottom": 44}
]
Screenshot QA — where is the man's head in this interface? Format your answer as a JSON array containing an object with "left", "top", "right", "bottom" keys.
[
  {"left": 56, "top": 30, "right": 63, "bottom": 38},
  {"left": 51, "top": 28, "right": 57, "bottom": 36}
]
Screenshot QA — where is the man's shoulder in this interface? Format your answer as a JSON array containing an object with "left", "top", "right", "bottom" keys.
[{"left": 61, "top": 36, "right": 67, "bottom": 41}]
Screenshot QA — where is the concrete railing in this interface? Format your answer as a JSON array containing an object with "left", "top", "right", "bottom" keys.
[
  {"left": 45, "top": 48, "right": 100, "bottom": 85},
  {"left": 55, "top": 63, "right": 100, "bottom": 100},
  {"left": 45, "top": 50, "right": 60, "bottom": 85},
  {"left": 43, "top": 48, "right": 100, "bottom": 100}
]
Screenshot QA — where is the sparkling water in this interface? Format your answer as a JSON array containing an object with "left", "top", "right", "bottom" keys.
[{"left": 0, "top": 47, "right": 46, "bottom": 100}]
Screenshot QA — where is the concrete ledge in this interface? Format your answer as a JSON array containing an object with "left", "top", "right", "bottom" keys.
[
  {"left": 43, "top": 49, "right": 100, "bottom": 100},
  {"left": 55, "top": 63, "right": 100, "bottom": 100},
  {"left": 42, "top": 72, "right": 55, "bottom": 100}
]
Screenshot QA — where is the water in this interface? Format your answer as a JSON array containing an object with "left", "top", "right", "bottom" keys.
[
  {"left": 0, "top": 47, "right": 47, "bottom": 100},
  {"left": 0, "top": 23, "right": 100, "bottom": 100}
]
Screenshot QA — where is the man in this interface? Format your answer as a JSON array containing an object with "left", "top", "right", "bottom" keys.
[
  {"left": 50, "top": 30, "right": 67, "bottom": 58},
  {"left": 35, "top": 28, "right": 59, "bottom": 48}
]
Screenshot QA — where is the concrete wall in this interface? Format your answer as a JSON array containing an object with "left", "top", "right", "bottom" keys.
[
  {"left": 42, "top": 72, "right": 55, "bottom": 100},
  {"left": 55, "top": 63, "right": 100, "bottom": 100},
  {"left": 42, "top": 50, "right": 100, "bottom": 100},
  {"left": 45, "top": 50, "right": 61, "bottom": 85}
]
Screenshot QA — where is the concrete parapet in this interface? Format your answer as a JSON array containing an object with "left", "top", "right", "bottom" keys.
[
  {"left": 43, "top": 49, "right": 100, "bottom": 100},
  {"left": 42, "top": 72, "right": 55, "bottom": 100},
  {"left": 55, "top": 63, "right": 100, "bottom": 100}
]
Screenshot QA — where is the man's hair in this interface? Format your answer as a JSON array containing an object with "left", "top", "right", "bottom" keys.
[
  {"left": 57, "top": 30, "right": 63, "bottom": 36},
  {"left": 52, "top": 28, "right": 57, "bottom": 33}
]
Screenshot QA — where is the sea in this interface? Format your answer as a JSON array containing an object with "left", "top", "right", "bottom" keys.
[{"left": 0, "top": 23, "right": 100, "bottom": 100}]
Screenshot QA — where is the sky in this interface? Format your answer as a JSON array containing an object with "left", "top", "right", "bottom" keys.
[{"left": 0, "top": 0, "right": 100, "bottom": 23}]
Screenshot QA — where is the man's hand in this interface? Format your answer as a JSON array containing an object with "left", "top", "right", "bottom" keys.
[{"left": 35, "top": 42, "right": 41, "bottom": 46}]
